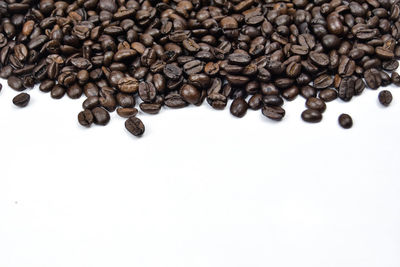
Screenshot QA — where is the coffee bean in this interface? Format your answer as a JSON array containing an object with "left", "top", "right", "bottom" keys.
[
  {"left": 164, "top": 64, "right": 182, "bottom": 80},
  {"left": 139, "top": 103, "right": 162, "bottom": 114},
  {"left": 78, "top": 109, "right": 94, "bottom": 127},
  {"left": 248, "top": 94, "right": 263, "bottom": 110},
  {"left": 306, "top": 97, "right": 326, "bottom": 113},
  {"left": 138, "top": 81, "right": 156, "bottom": 102},
  {"left": 262, "top": 106, "right": 285, "bottom": 121},
  {"left": 319, "top": 89, "right": 338, "bottom": 102},
  {"left": 117, "top": 107, "right": 138, "bottom": 118},
  {"left": 230, "top": 98, "right": 248, "bottom": 118},
  {"left": 125, "top": 116, "right": 145, "bottom": 136},
  {"left": 301, "top": 109, "right": 323, "bottom": 123},
  {"left": 12, "top": 93, "right": 30, "bottom": 107},
  {"left": 92, "top": 107, "right": 110, "bottom": 126},
  {"left": 338, "top": 114, "right": 353, "bottom": 129},
  {"left": 8, "top": 76, "right": 24, "bottom": 91},
  {"left": 378, "top": 90, "right": 393, "bottom": 106}
]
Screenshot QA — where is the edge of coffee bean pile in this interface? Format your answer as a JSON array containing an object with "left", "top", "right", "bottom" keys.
[{"left": 0, "top": 0, "right": 398, "bottom": 136}]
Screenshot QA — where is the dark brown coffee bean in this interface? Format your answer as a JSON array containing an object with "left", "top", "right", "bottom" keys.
[
  {"left": 306, "top": 97, "right": 326, "bottom": 113},
  {"left": 338, "top": 114, "right": 353, "bottom": 129},
  {"left": 378, "top": 90, "right": 393, "bottom": 106},
  {"left": 248, "top": 94, "right": 263, "bottom": 110},
  {"left": 301, "top": 109, "right": 323, "bottom": 123},
  {"left": 163, "top": 64, "right": 182, "bottom": 80},
  {"left": 282, "top": 86, "right": 299, "bottom": 101},
  {"left": 230, "top": 98, "right": 248, "bottom": 118},
  {"left": 262, "top": 106, "right": 285, "bottom": 121},
  {"left": 78, "top": 110, "right": 94, "bottom": 127},
  {"left": 117, "top": 107, "right": 138, "bottom": 118},
  {"left": 12, "top": 93, "right": 30, "bottom": 107},
  {"left": 138, "top": 81, "right": 156, "bottom": 102},
  {"left": 92, "top": 107, "right": 110, "bottom": 126},
  {"left": 180, "top": 84, "right": 200, "bottom": 105},
  {"left": 8, "top": 76, "right": 24, "bottom": 91},
  {"left": 319, "top": 89, "right": 338, "bottom": 102},
  {"left": 338, "top": 78, "right": 355, "bottom": 102},
  {"left": 207, "top": 93, "right": 227, "bottom": 110},
  {"left": 164, "top": 93, "right": 188, "bottom": 108},
  {"left": 125, "top": 116, "right": 145, "bottom": 136},
  {"left": 139, "top": 103, "right": 162, "bottom": 114},
  {"left": 263, "top": 95, "right": 284, "bottom": 107},
  {"left": 314, "top": 74, "right": 333, "bottom": 89},
  {"left": 300, "top": 85, "right": 317, "bottom": 99},
  {"left": 116, "top": 93, "right": 135, "bottom": 108},
  {"left": 51, "top": 85, "right": 66, "bottom": 99}
]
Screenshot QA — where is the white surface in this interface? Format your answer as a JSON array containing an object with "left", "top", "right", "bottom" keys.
[{"left": 0, "top": 82, "right": 399, "bottom": 267}]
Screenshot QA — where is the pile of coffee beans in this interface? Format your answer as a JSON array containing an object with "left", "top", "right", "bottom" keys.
[{"left": 0, "top": 0, "right": 398, "bottom": 135}]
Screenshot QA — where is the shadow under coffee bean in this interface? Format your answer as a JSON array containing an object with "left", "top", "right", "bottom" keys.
[{"left": 0, "top": 0, "right": 399, "bottom": 136}]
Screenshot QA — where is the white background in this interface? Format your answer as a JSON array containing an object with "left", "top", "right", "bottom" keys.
[{"left": 0, "top": 82, "right": 399, "bottom": 267}]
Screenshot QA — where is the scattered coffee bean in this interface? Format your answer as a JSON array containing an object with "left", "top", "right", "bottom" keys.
[
  {"left": 12, "top": 93, "right": 30, "bottom": 107},
  {"left": 378, "top": 90, "right": 393, "bottom": 107},
  {"left": 125, "top": 116, "right": 145, "bottom": 136},
  {"left": 338, "top": 114, "right": 353, "bottom": 129}
]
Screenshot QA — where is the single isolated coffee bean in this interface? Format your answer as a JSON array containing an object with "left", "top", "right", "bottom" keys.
[
  {"left": 12, "top": 93, "right": 30, "bottom": 107},
  {"left": 125, "top": 116, "right": 145, "bottom": 137},
  {"left": 338, "top": 114, "right": 353, "bottom": 129},
  {"left": 378, "top": 90, "right": 393, "bottom": 107}
]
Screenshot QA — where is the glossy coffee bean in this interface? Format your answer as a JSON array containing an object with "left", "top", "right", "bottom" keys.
[
  {"left": 92, "top": 107, "right": 110, "bottom": 126},
  {"left": 378, "top": 90, "right": 392, "bottom": 106},
  {"left": 12, "top": 93, "right": 30, "bottom": 107},
  {"left": 301, "top": 109, "right": 322, "bottom": 123},
  {"left": 125, "top": 116, "right": 145, "bottom": 136},
  {"left": 338, "top": 114, "right": 353, "bottom": 129},
  {"left": 230, "top": 98, "right": 248, "bottom": 118},
  {"left": 78, "top": 109, "right": 94, "bottom": 127}
]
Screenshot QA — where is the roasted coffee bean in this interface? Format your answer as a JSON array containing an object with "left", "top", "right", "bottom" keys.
[
  {"left": 301, "top": 109, "right": 323, "bottom": 123},
  {"left": 230, "top": 98, "right": 248, "bottom": 118},
  {"left": 92, "top": 107, "right": 110, "bottom": 126},
  {"left": 207, "top": 93, "right": 227, "bottom": 110},
  {"left": 306, "top": 97, "right": 326, "bottom": 113},
  {"left": 314, "top": 74, "right": 333, "bottom": 89},
  {"left": 12, "top": 93, "right": 30, "bottom": 107},
  {"left": 248, "top": 94, "right": 263, "bottom": 110},
  {"left": 164, "top": 93, "right": 188, "bottom": 108},
  {"left": 78, "top": 109, "right": 94, "bottom": 127},
  {"left": 125, "top": 116, "right": 145, "bottom": 136},
  {"left": 338, "top": 78, "right": 355, "bottom": 102},
  {"left": 51, "top": 85, "right": 66, "bottom": 99},
  {"left": 8, "top": 76, "right": 24, "bottom": 91},
  {"left": 180, "top": 84, "right": 200, "bottom": 105},
  {"left": 262, "top": 106, "right": 285, "bottom": 121},
  {"left": 139, "top": 103, "right": 162, "bottom": 114},
  {"left": 138, "top": 81, "right": 156, "bottom": 102},
  {"left": 39, "top": 80, "right": 55, "bottom": 93},
  {"left": 117, "top": 108, "right": 138, "bottom": 118},
  {"left": 300, "top": 86, "right": 317, "bottom": 99},
  {"left": 378, "top": 90, "right": 393, "bottom": 106},
  {"left": 319, "top": 89, "right": 338, "bottom": 102},
  {"left": 164, "top": 64, "right": 182, "bottom": 80},
  {"left": 338, "top": 114, "right": 353, "bottom": 129},
  {"left": 263, "top": 95, "right": 284, "bottom": 107},
  {"left": 116, "top": 93, "right": 135, "bottom": 108}
]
